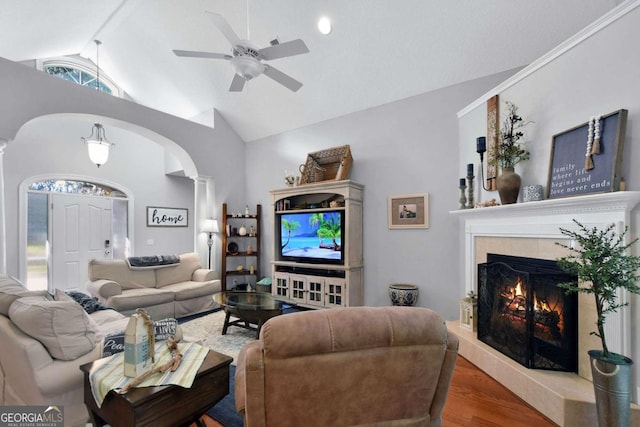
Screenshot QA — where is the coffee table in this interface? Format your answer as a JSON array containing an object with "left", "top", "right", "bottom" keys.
[
  {"left": 213, "top": 291, "right": 288, "bottom": 337},
  {"left": 80, "top": 349, "right": 232, "bottom": 427}
]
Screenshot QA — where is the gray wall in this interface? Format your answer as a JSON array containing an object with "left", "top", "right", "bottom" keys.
[{"left": 245, "top": 69, "right": 517, "bottom": 320}]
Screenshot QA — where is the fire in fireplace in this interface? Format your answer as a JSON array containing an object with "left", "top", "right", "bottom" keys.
[{"left": 477, "top": 254, "right": 578, "bottom": 372}]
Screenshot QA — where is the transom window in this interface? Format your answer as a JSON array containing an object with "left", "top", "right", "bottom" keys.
[
  {"left": 44, "top": 65, "right": 112, "bottom": 94},
  {"left": 41, "top": 58, "right": 121, "bottom": 96},
  {"left": 29, "top": 179, "right": 125, "bottom": 198}
]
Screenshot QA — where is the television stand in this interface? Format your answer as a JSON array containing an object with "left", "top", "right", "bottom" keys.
[
  {"left": 275, "top": 264, "right": 346, "bottom": 278},
  {"left": 270, "top": 180, "right": 364, "bottom": 309}
]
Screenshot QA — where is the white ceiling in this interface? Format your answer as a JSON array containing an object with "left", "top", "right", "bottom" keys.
[{"left": 0, "top": 0, "right": 621, "bottom": 142}]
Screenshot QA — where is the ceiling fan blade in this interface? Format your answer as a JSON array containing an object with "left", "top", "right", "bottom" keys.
[
  {"left": 259, "top": 39, "right": 309, "bottom": 60},
  {"left": 206, "top": 11, "right": 242, "bottom": 47},
  {"left": 229, "top": 74, "right": 246, "bottom": 92},
  {"left": 173, "top": 49, "right": 231, "bottom": 60},
  {"left": 263, "top": 64, "right": 303, "bottom": 92}
]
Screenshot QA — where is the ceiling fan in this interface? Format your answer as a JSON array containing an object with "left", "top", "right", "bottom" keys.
[{"left": 173, "top": 11, "right": 309, "bottom": 92}]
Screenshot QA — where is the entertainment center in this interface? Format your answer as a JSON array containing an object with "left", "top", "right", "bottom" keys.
[{"left": 270, "top": 180, "right": 364, "bottom": 309}]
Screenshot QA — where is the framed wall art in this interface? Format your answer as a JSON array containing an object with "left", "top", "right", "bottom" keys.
[
  {"left": 388, "top": 193, "right": 429, "bottom": 229},
  {"left": 146, "top": 206, "right": 188, "bottom": 227},
  {"left": 547, "top": 109, "right": 627, "bottom": 199},
  {"left": 486, "top": 95, "right": 499, "bottom": 191}
]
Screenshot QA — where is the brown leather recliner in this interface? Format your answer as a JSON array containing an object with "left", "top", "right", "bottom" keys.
[{"left": 235, "top": 306, "right": 459, "bottom": 427}]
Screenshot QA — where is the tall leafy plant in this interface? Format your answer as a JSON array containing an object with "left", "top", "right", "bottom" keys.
[
  {"left": 556, "top": 220, "right": 640, "bottom": 360},
  {"left": 490, "top": 101, "right": 532, "bottom": 169}
]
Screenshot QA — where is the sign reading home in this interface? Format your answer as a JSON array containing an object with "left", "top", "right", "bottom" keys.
[{"left": 147, "top": 207, "right": 188, "bottom": 227}]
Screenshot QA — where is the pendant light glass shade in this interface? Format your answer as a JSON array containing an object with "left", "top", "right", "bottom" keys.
[{"left": 82, "top": 123, "right": 113, "bottom": 167}]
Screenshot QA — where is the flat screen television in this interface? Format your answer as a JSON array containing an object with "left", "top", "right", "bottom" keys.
[{"left": 278, "top": 210, "right": 344, "bottom": 265}]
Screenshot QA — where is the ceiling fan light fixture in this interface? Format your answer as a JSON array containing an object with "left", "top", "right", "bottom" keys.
[
  {"left": 317, "top": 16, "right": 332, "bottom": 35},
  {"left": 231, "top": 56, "right": 265, "bottom": 80}
]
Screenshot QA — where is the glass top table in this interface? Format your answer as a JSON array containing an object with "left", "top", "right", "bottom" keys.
[{"left": 213, "top": 291, "right": 288, "bottom": 337}]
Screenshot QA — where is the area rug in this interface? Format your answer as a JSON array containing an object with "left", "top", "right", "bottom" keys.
[{"left": 179, "top": 309, "right": 255, "bottom": 365}]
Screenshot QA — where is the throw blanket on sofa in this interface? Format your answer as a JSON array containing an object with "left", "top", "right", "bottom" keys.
[
  {"left": 66, "top": 291, "right": 113, "bottom": 314},
  {"left": 126, "top": 255, "right": 180, "bottom": 269}
]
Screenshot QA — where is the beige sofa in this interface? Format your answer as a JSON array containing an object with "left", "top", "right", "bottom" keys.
[
  {"left": 0, "top": 275, "right": 132, "bottom": 427},
  {"left": 87, "top": 252, "right": 220, "bottom": 319},
  {"left": 236, "top": 306, "right": 459, "bottom": 427}
]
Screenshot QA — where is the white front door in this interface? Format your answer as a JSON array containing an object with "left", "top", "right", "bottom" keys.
[{"left": 51, "top": 194, "right": 112, "bottom": 291}]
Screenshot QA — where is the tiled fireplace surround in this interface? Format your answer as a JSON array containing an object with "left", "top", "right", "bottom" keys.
[{"left": 449, "top": 191, "right": 640, "bottom": 426}]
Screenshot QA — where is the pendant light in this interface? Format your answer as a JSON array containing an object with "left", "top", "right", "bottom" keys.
[
  {"left": 82, "top": 123, "right": 113, "bottom": 167},
  {"left": 82, "top": 40, "right": 114, "bottom": 167}
]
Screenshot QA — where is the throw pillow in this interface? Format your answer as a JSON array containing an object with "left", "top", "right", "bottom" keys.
[
  {"left": 54, "top": 289, "right": 101, "bottom": 332},
  {"left": 155, "top": 253, "right": 200, "bottom": 287},
  {"left": 101, "top": 317, "right": 178, "bottom": 357},
  {"left": 9, "top": 296, "right": 97, "bottom": 360},
  {"left": 0, "top": 275, "right": 50, "bottom": 316}
]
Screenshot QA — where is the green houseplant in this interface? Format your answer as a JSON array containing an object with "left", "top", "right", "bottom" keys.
[
  {"left": 489, "top": 101, "right": 532, "bottom": 204},
  {"left": 556, "top": 219, "right": 640, "bottom": 426}
]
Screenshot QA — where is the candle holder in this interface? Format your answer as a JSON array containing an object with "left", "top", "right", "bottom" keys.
[
  {"left": 459, "top": 182, "right": 467, "bottom": 210},
  {"left": 467, "top": 175, "right": 475, "bottom": 208},
  {"left": 476, "top": 136, "right": 493, "bottom": 191}
]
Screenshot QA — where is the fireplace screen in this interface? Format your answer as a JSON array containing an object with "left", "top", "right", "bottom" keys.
[{"left": 478, "top": 254, "right": 578, "bottom": 372}]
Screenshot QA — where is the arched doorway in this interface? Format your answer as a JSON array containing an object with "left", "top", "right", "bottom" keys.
[{"left": 23, "top": 176, "right": 131, "bottom": 291}]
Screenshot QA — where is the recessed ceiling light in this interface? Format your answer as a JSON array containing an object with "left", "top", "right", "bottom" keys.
[{"left": 317, "top": 16, "right": 332, "bottom": 35}]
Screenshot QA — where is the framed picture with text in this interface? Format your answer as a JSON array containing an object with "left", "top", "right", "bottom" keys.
[
  {"left": 146, "top": 206, "right": 188, "bottom": 227},
  {"left": 547, "top": 109, "right": 627, "bottom": 199},
  {"left": 388, "top": 193, "right": 429, "bottom": 229}
]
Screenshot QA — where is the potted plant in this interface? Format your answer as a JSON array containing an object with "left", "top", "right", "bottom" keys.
[
  {"left": 556, "top": 219, "right": 640, "bottom": 427},
  {"left": 489, "top": 101, "right": 532, "bottom": 204}
]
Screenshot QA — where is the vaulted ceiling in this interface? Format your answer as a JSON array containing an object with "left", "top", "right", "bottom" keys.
[{"left": 0, "top": 0, "right": 620, "bottom": 142}]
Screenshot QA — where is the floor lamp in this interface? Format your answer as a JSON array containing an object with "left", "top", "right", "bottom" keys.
[{"left": 201, "top": 219, "right": 219, "bottom": 270}]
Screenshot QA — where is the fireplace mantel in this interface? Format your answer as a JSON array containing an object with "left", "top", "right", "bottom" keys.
[
  {"left": 451, "top": 191, "right": 640, "bottom": 357},
  {"left": 451, "top": 191, "right": 640, "bottom": 223}
]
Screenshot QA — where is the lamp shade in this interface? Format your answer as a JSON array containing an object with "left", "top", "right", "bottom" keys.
[
  {"left": 86, "top": 140, "right": 111, "bottom": 166},
  {"left": 202, "top": 219, "right": 219, "bottom": 233}
]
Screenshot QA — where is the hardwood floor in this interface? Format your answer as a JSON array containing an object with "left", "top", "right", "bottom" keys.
[
  {"left": 443, "top": 356, "right": 557, "bottom": 426},
  {"left": 197, "top": 356, "right": 557, "bottom": 427}
]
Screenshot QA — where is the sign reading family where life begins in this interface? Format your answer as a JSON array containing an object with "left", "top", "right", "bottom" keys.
[
  {"left": 146, "top": 206, "right": 188, "bottom": 227},
  {"left": 547, "top": 109, "right": 627, "bottom": 199}
]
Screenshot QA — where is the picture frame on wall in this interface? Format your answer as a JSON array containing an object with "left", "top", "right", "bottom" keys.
[
  {"left": 486, "top": 95, "right": 499, "bottom": 191},
  {"left": 146, "top": 206, "right": 188, "bottom": 227},
  {"left": 547, "top": 109, "right": 627, "bottom": 199},
  {"left": 388, "top": 193, "right": 429, "bottom": 229}
]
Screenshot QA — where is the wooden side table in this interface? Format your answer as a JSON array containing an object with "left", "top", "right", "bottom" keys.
[{"left": 80, "top": 350, "right": 232, "bottom": 427}]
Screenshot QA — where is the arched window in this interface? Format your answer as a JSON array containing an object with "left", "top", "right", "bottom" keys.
[{"left": 41, "top": 58, "right": 121, "bottom": 97}]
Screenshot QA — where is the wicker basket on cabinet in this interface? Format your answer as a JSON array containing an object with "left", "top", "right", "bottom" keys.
[{"left": 299, "top": 145, "right": 353, "bottom": 185}]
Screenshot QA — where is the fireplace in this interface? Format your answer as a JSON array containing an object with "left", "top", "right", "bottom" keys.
[{"left": 478, "top": 254, "right": 578, "bottom": 372}]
